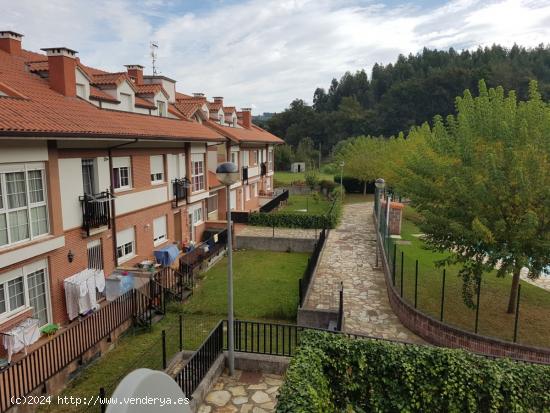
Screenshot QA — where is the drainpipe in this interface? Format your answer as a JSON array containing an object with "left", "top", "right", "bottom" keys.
[{"left": 107, "top": 139, "right": 138, "bottom": 268}]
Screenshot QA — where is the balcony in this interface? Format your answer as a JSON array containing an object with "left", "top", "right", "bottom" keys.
[
  {"left": 260, "top": 162, "right": 267, "bottom": 176},
  {"left": 242, "top": 166, "right": 248, "bottom": 183},
  {"left": 79, "top": 191, "right": 112, "bottom": 237},
  {"left": 172, "top": 178, "right": 189, "bottom": 208}
]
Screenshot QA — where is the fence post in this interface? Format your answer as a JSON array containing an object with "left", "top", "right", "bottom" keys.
[
  {"left": 392, "top": 244, "right": 397, "bottom": 286},
  {"left": 400, "top": 251, "right": 404, "bottom": 297},
  {"left": 298, "top": 278, "right": 303, "bottom": 307},
  {"left": 414, "top": 260, "right": 418, "bottom": 308},
  {"left": 440, "top": 269, "right": 446, "bottom": 321},
  {"left": 474, "top": 277, "right": 482, "bottom": 334},
  {"left": 179, "top": 314, "right": 183, "bottom": 352},
  {"left": 337, "top": 282, "right": 344, "bottom": 331},
  {"left": 99, "top": 387, "right": 106, "bottom": 413},
  {"left": 162, "top": 330, "right": 167, "bottom": 369},
  {"left": 513, "top": 284, "right": 522, "bottom": 343}
]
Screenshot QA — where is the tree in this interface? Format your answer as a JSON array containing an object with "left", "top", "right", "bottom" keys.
[
  {"left": 295, "top": 137, "right": 319, "bottom": 168},
  {"left": 274, "top": 144, "right": 294, "bottom": 171},
  {"left": 304, "top": 169, "right": 319, "bottom": 191},
  {"left": 400, "top": 80, "right": 550, "bottom": 313}
]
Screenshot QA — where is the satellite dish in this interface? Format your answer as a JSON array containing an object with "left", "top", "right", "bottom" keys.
[{"left": 106, "top": 368, "right": 191, "bottom": 413}]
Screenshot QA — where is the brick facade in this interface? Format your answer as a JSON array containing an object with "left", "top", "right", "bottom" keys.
[{"left": 381, "top": 200, "right": 404, "bottom": 235}]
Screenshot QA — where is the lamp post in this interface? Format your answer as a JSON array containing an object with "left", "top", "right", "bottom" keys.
[
  {"left": 374, "top": 178, "right": 385, "bottom": 268},
  {"left": 216, "top": 162, "right": 240, "bottom": 376},
  {"left": 339, "top": 161, "right": 345, "bottom": 202}
]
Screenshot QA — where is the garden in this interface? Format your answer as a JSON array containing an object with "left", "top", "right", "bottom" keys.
[
  {"left": 39, "top": 250, "right": 309, "bottom": 412},
  {"left": 276, "top": 330, "right": 550, "bottom": 413}
]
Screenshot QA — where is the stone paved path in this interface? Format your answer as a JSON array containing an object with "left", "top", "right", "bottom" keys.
[
  {"left": 199, "top": 370, "right": 282, "bottom": 413},
  {"left": 305, "top": 202, "right": 424, "bottom": 343}
]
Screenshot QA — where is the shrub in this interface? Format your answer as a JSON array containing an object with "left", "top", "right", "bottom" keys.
[
  {"left": 319, "top": 179, "right": 336, "bottom": 193},
  {"left": 304, "top": 169, "right": 320, "bottom": 190},
  {"left": 334, "top": 176, "right": 375, "bottom": 194},
  {"left": 277, "top": 330, "right": 550, "bottom": 413}
]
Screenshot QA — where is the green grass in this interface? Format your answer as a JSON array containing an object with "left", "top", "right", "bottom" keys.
[
  {"left": 276, "top": 194, "right": 332, "bottom": 215},
  {"left": 183, "top": 250, "right": 309, "bottom": 320},
  {"left": 39, "top": 250, "right": 309, "bottom": 411},
  {"left": 273, "top": 171, "right": 333, "bottom": 187},
  {"left": 391, "top": 208, "right": 550, "bottom": 348}
]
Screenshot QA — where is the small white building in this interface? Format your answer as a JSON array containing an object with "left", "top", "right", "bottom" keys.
[{"left": 290, "top": 162, "right": 306, "bottom": 173}]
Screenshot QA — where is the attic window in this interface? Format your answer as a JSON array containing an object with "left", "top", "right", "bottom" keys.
[
  {"left": 157, "top": 101, "right": 166, "bottom": 117},
  {"left": 120, "top": 93, "right": 133, "bottom": 112},
  {"left": 76, "top": 84, "right": 86, "bottom": 99},
  {"left": 218, "top": 113, "right": 224, "bottom": 125}
]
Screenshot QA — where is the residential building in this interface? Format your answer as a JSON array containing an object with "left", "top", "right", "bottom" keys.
[{"left": 0, "top": 31, "right": 226, "bottom": 338}]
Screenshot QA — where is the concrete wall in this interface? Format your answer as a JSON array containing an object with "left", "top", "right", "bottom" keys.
[
  {"left": 297, "top": 308, "right": 338, "bottom": 330},
  {"left": 235, "top": 236, "right": 316, "bottom": 253}
]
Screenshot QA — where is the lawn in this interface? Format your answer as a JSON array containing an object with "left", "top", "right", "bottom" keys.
[
  {"left": 276, "top": 194, "right": 332, "bottom": 215},
  {"left": 273, "top": 171, "right": 333, "bottom": 187},
  {"left": 39, "top": 250, "right": 309, "bottom": 411},
  {"left": 183, "top": 250, "right": 309, "bottom": 320},
  {"left": 391, "top": 208, "right": 550, "bottom": 348}
]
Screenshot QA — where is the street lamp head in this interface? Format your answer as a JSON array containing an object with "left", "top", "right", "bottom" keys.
[
  {"left": 216, "top": 162, "right": 240, "bottom": 186},
  {"left": 375, "top": 178, "right": 386, "bottom": 189},
  {"left": 339, "top": 161, "right": 345, "bottom": 167}
]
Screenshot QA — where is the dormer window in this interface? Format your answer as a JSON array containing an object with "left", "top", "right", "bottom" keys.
[
  {"left": 219, "top": 113, "right": 224, "bottom": 125},
  {"left": 232, "top": 116, "right": 237, "bottom": 127},
  {"left": 76, "top": 84, "right": 86, "bottom": 99},
  {"left": 120, "top": 93, "right": 132, "bottom": 112},
  {"left": 157, "top": 100, "right": 166, "bottom": 117}
]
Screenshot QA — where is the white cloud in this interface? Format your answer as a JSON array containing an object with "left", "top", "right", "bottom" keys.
[{"left": 3, "top": 0, "right": 550, "bottom": 112}]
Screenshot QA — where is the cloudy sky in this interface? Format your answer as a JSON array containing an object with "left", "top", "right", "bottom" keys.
[{"left": 3, "top": 0, "right": 550, "bottom": 112}]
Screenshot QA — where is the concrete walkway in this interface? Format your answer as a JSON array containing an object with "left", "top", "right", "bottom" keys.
[{"left": 305, "top": 202, "right": 424, "bottom": 344}]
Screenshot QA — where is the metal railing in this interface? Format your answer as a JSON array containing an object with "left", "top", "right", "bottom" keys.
[
  {"left": 172, "top": 178, "right": 189, "bottom": 208},
  {"left": 242, "top": 166, "right": 248, "bottom": 183},
  {"left": 259, "top": 189, "right": 289, "bottom": 213},
  {"left": 260, "top": 162, "right": 267, "bottom": 176},
  {"left": 298, "top": 228, "right": 327, "bottom": 307},
  {"left": 179, "top": 230, "right": 227, "bottom": 276},
  {"left": 154, "top": 266, "right": 195, "bottom": 301},
  {"left": 79, "top": 191, "right": 112, "bottom": 237}
]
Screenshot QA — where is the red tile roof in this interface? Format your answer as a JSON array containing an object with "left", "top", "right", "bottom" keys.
[
  {"left": 208, "top": 101, "right": 222, "bottom": 111},
  {"left": 223, "top": 106, "right": 236, "bottom": 114},
  {"left": 89, "top": 86, "right": 118, "bottom": 103},
  {"left": 92, "top": 72, "right": 136, "bottom": 91},
  {"left": 175, "top": 92, "right": 192, "bottom": 100},
  {"left": 135, "top": 83, "right": 169, "bottom": 99},
  {"left": 134, "top": 96, "right": 156, "bottom": 108},
  {"left": 0, "top": 49, "right": 224, "bottom": 142},
  {"left": 174, "top": 101, "right": 203, "bottom": 118},
  {"left": 205, "top": 120, "right": 283, "bottom": 144}
]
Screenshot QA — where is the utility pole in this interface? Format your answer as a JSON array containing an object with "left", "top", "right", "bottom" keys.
[{"left": 150, "top": 41, "right": 159, "bottom": 75}]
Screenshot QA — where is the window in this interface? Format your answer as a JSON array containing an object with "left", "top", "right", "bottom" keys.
[
  {"left": 120, "top": 93, "right": 133, "bottom": 112},
  {"left": 231, "top": 152, "right": 238, "bottom": 166},
  {"left": 243, "top": 151, "right": 249, "bottom": 167},
  {"left": 0, "top": 165, "right": 48, "bottom": 248},
  {"left": 193, "top": 207, "right": 202, "bottom": 224},
  {"left": 207, "top": 195, "right": 218, "bottom": 213},
  {"left": 191, "top": 154, "right": 205, "bottom": 192},
  {"left": 76, "top": 84, "right": 86, "bottom": 99},
  {"left": 252, "top": 150, "right": 258, "bottom": 166},
  {"left": 153, "top": 216, "right": 167, "bottom": 246},
  {"left": 245, "top": 185, "right": 250, "bottom": 201},
  {"left": 0, "top": 260, "right": 50, "bottom": 325},
  {"left": 82, "top": 159, "right": 96, "bottom": 195},
  {"left": 157, "top": 100, "right": 166, "bottom": 117},
  {"left": 150, "top": 155, "right": 164, "bottom": 184},
  {"left": 116, "top": 227, "right": 135, "bottom": 263},
  {"left": 218, "top": 113, "right": 224, "bottom": 125},
  {"left": 112, "top": 157, "right": 131, "bottom": 191}
]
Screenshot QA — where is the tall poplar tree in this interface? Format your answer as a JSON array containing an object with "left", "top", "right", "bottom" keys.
[{"left": 400, "top": 80, "right": 550, "bottom": 313}]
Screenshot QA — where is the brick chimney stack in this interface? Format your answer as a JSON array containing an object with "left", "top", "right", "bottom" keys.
[
  {"left": 241, "top": 108, "right": 252, "bottom": 129},
  {"left": 213, "top": 96, "right": 224, "bottom": 105},
  {"left": 125, "top": 64, "right": 144, "bottom": 84},
  {"left": 41, "top": 47, "right": 78, "bottom": 97},
  {"left": 0, "top": 31, "right": 23, "bottom": 55}
]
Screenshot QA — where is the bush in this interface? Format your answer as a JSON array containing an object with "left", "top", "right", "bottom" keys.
[
  {"left": 304, "top": 169, "right": 319, "bottom": 190},
  {"left": 319, "top": 180, "right": 336, "bottom": 193},
  {"left": 333, "top": 176, "right": 375, "bottom": 194},
  {"left": 277, "top": 330, "right": 550, "bottom": 413}
]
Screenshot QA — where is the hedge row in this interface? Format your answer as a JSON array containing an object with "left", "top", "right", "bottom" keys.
[
  {"left": 249, "top": 197, "right": 341, "bottom": 229},
  {"left": 276, "top": 330, "right": 550, "bottom": 413}
]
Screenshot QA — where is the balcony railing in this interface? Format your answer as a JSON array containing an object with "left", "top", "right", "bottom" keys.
[
  {"left": 79, "top": 191, "right": 112, "bottom": 237},
  {"left": 260, "top": 162, "right": 267, "bottom": 176},
  {"left": 172, "top": 178, "right": 189, "bottom": 208},
  {"left": 242, "top": 166, "right": 248, "bottom": 183}
]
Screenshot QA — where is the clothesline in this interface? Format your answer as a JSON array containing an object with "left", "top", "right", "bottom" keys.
[{"left": 64, "top": 269, "right": 105, "bottom": 321}]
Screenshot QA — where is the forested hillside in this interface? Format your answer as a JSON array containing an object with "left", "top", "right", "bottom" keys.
[{"left": 266, "top": 45, "right": 550, "bottom": 154}]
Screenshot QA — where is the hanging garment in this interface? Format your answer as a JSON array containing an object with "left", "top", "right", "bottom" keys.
[{"left": 94, "top": 269, "right": 106, "bottom": 293}]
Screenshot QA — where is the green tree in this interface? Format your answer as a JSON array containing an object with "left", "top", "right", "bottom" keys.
[
  {"left": 274, "top": 144, "right": 294, "bottom": 171},
  {"left": 295, "top": 137, "right": 319, "bottom": 168},
  {"left": 400, "top": 80, "right": 550, "bottom": 313},
  {"left": 304, "top": 169, "right": 319, "bottom": 191}
]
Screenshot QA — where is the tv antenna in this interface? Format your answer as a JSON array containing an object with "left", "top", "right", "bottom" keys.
[{"left": 150, "top": 41, "right": 159, "bottom": 75}]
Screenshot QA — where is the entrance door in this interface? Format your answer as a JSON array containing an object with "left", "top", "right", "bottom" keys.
[
  {"left": 174, "top": 212, "right": 182, "bottom": 247},
  {"left": 188, "top": 212, "right": 194, "bottom": 242}
]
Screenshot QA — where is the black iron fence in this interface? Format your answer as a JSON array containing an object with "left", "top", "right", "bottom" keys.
[
  {"left": 79, "top": 191, "right": 112, "bottom": 237},
  {"left": 298, "top": 228, "right": 327, "bottom": 307},
  {"left": 230, "top": 211, "right": 250, "bottom": 224},
  {"left": 259, "top": 189, "right": 289, "bottom": 213},
  {"left": 155, "top": 266, "right": 195, "bottom": 301}
]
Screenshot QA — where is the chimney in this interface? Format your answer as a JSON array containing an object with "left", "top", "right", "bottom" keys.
[
  {"left": 0, "top": 31, "right": 23, "bottom": 55},
  {"left": 241, "top": 108, "right": 252, "bottom": 128},
  {"left": 213, "top": 96, "right": 224, "bottom": 105},
  {"left": 125, "top": 64, "right": 144, "bottom": 84},
  {"left": 41, "top": 47, "right": 78, "bottom": 97}
]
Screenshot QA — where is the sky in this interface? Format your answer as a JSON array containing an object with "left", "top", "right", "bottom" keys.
[{"left": 3, "top": 0, "right": 550, "bottom": 113}]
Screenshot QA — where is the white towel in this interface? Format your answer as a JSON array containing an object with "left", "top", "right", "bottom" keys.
[{"left": 94, "top": 269, "right": 106, "bottom": 293}]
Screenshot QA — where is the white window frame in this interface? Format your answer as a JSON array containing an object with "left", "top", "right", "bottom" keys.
[
  {"left": 112, "top": 157, "right": 132, "bottom": 192},
  {"left": 150, "top": 155, "right": 164, "bottom": 184},
  {"left": 76, "top": 83, "right": 86, "bottom": 99},
  {"left": 157, "top": 100, "right": 166, "bottom": 117},
  {"left": 153, "top": 216, "right": 167, "bottom": 246},
  {"left": 0, "top": 260, "right": 50, "bottom": 326},
  {"left": 0, "top": 163, "right": 49, "bottom": 249},
  {"left": 120, "top": 93, "right": 133, "bottom": 112},
  {"left": 191, "top": 154, "right": 205, "bottom": 193},
  {"left": 193, "top": 207, "right": 203, "bottom": 225},
  {"left": 243, "top": 151, "right": 249, "bottom": 167},
  {"left": 116, "top": 227, "right": 136, "bottom": 263}
]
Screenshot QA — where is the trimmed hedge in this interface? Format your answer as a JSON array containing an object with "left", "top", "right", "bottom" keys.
[
  {"left": 277, "top": 330, "right": 550, "bottom": 413},
  {"left": 249, "top": 197, "right": 341, "bottom": 229}
]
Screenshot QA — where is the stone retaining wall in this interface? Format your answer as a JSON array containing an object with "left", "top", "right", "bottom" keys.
[{"left": 235, "top": 236, "right": 316, "bottom": 253}]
